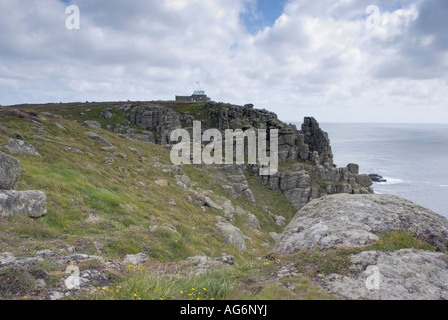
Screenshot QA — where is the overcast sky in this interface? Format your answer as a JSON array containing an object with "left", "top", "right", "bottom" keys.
[{"left": 1, "top": 0, "right": 447, "bottom": 123}]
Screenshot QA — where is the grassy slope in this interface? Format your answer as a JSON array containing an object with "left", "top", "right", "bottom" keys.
[{"left": 0, "top": 104, "right": 299, "bottom": 263}]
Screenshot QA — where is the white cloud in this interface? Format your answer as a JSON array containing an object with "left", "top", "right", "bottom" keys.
[{"left": 0, "top": 0, "right": 447, "bottom": 123}]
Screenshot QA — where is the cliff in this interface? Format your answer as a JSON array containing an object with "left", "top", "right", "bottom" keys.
[
  {"left": 108, "top": 102, "right": 374, "bottom": 210},
  {"left": 0, "top": 101, "right": 447, "bottom": 301}
]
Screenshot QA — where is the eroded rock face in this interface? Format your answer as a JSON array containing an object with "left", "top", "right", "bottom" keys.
[
  {"left": 0, "top": 190, "right": 47, "bottom": 218},
  {"left": 274, "top": 194, "right": 448, "bottom": 253},
  {"left": 301, "top": 117, "right": 333, "bottom": 166},
  {"left": 258, "top": 164, "right": 373, "bottom": 210},
  {"left": 130, "top": 106, "right": 181, "bottom": 145},
  {"left": 125, "top": 104, "right": 373, "bottom": 210},
  {"left": 321, "top": 249, "right": 448, "bottom": 300},
  {"left": 0, "top": 151, "right": 21, "bottom": 190}
]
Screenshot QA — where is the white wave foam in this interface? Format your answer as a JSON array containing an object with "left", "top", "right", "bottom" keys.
[
  {"left": 377, "top": 177, "right": 410, "bottom": 185},
  {"left": 440, "top": 185, "right": 448, "bottom": 188}
]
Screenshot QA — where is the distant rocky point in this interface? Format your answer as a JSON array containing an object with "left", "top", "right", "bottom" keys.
[{"left": 369, "top": 174, "right": 387, "bottom": 183}]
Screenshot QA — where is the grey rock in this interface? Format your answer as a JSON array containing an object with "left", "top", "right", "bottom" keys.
[
  {"left": 355, "top": 174, "right": 373, "bottom": 187},
  {"left": 222, "top": 165, "right": 244, "bottom": 176},
  {"left": 321, "top": 249, "right": 448, "bottom": 300},
  {"left": 301, "top": 117, "right": 333, "bottom": 166},
  {"left": 55, "top": 254, "right": 104, "bottom": 265},
  {"left": 123, "top": 253, "right": 149, "bottom": 265},
  {"left": 247, "top": 213, "right": 261, "bottom": 229},
  {"left": 269, "top": 232, "right": 280, "bottom": 242},
  {"left": 0, "top": 151, "right": 21, "bottom": 190},
  {"left": 186, "top": 254, "right": 235, "bottom": 275},
  {"left": 204, "top": 196, "right": 223, "bottom": 210},
  {"left": 347, "top": 163, "right": 360, "bottom": 175},
  {"left": 130, "top": 131, "right": 155, "bottom": 143},
  {"left": 216, "top": 222, "right": 246, "bottom": 251},
  {"left": 222, "top": 185, "right": 237, "bottom": 199},
  {"left": 0, "top": 190, "right": 47, "bottom": 218},
  {"left": 274, "top": 194, "right": 448, "bottom": 253},
  {"left": 78, "top": 269, "right": 109, "bottom": 289},
  {"left": 274, "top": 215, "right": 287, "bottom": 227},
  {"left": 5, "top": 139, "right": 41, "bottom": 156},
  {"left": 0, "top": 252, "right": 16, "bottom": 267},
  {"left": 85, "top": 132, "right": 114, "bottom": 146},
  {"left": 83, "top": 121, "right": 102, "bottom": 129},
  {"left": 1, "top": 108, "right": 21, "bottom": 116},
  {"left": 243, "top": 189, "right": 256, "bottom": 206},
  {"left": 233, "top": 182, "right": 249, "bottom": 193},
  {"left": 55, "top": 123, "right": 67, "bottom": 131},
  {"left": 0, "top": 252, "right": 44, "bottom": 268},
  {"left": 283, "top": 187, "right": 311, "bottom": 210},
  {"left": 192, "top": 191, "right": 223, "bottom": 210},
  {"left": 101, "top": 110, "right": 114, "bottom": 119},
  {"left": 65, "top": 147, "right": 84, "bottom": 154},
  {"left": 130, "top": 105, "right": 181, "bottom": 145},
  {"left": 148, "top": 224, "right": 179, "bottom": 235},
  {"left": 36, "top": 250, "right": 61, "bottom": 259}
]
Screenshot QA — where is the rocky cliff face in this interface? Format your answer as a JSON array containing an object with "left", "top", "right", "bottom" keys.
[{"left": 114, "top": 102, "right": 373, "bottom": 210}]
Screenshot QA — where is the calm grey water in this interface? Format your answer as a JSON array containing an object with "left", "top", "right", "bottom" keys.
[{"left": 293, "top": 122, "right": 448, "bottom": 218}]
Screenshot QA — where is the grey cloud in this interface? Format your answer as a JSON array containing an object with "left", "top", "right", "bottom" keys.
[{"left": 372, "top": 0, "right": 448, "bottom": 80}]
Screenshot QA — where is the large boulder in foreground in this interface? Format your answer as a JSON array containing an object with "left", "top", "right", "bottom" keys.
[
  {"left": 0, "top": 151, "right": 21, "bottom": 190},
  {"left": 274, "top": 194, "right": 448, "bottom": 253},
  {"left": 321, "top": 249, "right": 448, "bottom": 300},
  {"left": 0, "top": 190, "right": 47, "bottom": 218}
]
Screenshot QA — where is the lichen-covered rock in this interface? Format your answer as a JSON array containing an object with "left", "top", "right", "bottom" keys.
[
  {"left": 123, "top": 253, "right": 149, "bottom": 265},
  {"left": 130, "top": 105, "right": 181, "bottom": 145},
  {"left": 321, "top": 249, "right": 448, "bottom": 300},
  {"left": 185, "top": 254, "right": 235, "bottom": 275},
  {"left": 355, "top": 174, "right": 373, "bottom": 187},
  {"left": 130, "top": 131, "right": 155, "bottom": 143},
  {"left": 83, "top": 120, "right": 101, "bottom": 129},
  {"left": 216, "top": 222, "right": 246, "bottom": 251},
  {"left": 347, "top": 163, "right": 359, "bottom": 175},
  {"left": 301, "top": 117, "right": 333, "bottom": 166},
  {"left": 0, "top": 190, "right": 47, "bottom": 218},
  {"left": 0, "top": 151, "right": 21, "bottom": 190},
  {"left": 85, "top": 132, "right": 114, "bottom": 146},
  {"left": 247, "top": 213, "right": 261, "bottom": 229},
  {"left": 5, "top": 139, "right": 40, "bottom": 156},
  {"left": 274, "top": 194, "right": 448, "bottom": 253}
]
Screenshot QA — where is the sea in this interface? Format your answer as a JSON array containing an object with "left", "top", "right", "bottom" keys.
[{"left": 293, "top": 122, "right": 448, "bottom": 218}]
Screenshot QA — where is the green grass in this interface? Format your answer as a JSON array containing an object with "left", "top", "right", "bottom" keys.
[
  {"left": 0, "top": 267, "right": 36, "bottom": 298},
  {"left": 365, "top": 231, "right": 435, "bottom": 252},
  {"left": 79, "top": 267, "right": 238, "bottom": 300}
]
